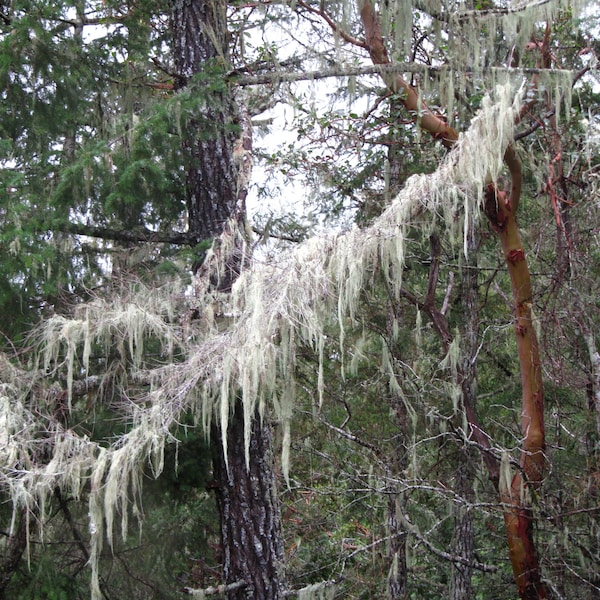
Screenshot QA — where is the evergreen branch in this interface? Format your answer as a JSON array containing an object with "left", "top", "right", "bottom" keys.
[
  {"left": 416, "top": 0, "right": 555, "bottom": 23},
  {"left": 455, "top": 0, "right": 555, "bottom": 19},
  {"left": 61, "top": 223, "right": 199, "bottom": 246},
  {"left": 231, "top": 62, "right": 579, "bottom": 87}
]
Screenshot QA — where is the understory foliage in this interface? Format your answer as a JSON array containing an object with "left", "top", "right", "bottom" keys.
[{"left": 0, "top": 0, "right": 599, "bottom": 598}]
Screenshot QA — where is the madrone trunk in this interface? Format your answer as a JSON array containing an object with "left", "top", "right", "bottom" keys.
[{"left": 358, "top": 1, "right": 548, "bottom": 596}]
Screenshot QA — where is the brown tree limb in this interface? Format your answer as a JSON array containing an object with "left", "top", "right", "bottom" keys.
[
  {"left": 484, "top": 183, "right": 547, "bottom": 599},
  {"left": 61, "top": 223, "right": 199, "bottom": 246},
  {"left": 358, "top": 0, "right": 459, "bottom": 148}
]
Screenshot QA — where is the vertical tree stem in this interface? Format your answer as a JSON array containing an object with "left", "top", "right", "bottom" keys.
[
  {"left": 484, "top": 184, "right": 547, "bottom": 599},
  {"left": 357, "top": 0, "right": 548, "bottom": 596}
]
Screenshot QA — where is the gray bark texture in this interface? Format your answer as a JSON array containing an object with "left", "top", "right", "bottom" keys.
[
  {"left": 211, "top": 403, "right": 286, "bottom": 599},
  {"left": 171, "top": 0, "right": 239, "bottom": 245},
  {"left": 449, "top": 222, "right": 479, "bottom": 600},
  {"left": 387, "top": 392, "right": 408, "bottom": 600},
  {"left": 170, "top": 1, "right": 285, "bottom": 597},
  {"left": 0, "top": 511, "right": 27, "bottom": 599},
  {"left": 386, "top": 111, "right": 409, "bottom": 600}
]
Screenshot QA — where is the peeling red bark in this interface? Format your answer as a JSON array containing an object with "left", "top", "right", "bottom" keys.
[
  {"left": 484, "top": 183, "right": 548, "bottom": 599},
  {"left": 356, "top": 1, "right": 548, "bottom": 596}
]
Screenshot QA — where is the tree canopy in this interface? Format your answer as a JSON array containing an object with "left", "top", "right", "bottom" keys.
[{"left": 0, "top": 0, "right": 599, "bottom": 598}]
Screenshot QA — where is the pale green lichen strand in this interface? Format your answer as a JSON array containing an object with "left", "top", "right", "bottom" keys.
[{"left": 0, "top": 81, "right": 535, "bottom": 600}]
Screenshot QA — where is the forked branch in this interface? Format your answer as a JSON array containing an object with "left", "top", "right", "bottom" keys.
[{"left": 356, "top": 0, "right": 546, "bottom": 597}]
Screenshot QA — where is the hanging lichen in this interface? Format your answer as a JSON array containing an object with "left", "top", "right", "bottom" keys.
[{"left": 0, "top": 70, "right": 533, "bottom": 599}]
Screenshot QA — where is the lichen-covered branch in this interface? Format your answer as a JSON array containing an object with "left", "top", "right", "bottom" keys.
[
  {"left": 0, "top": 80, "right": 523, "bottom": 600},
  {"left": 358, "top": 0, "right": 459, "bottom": 148}
]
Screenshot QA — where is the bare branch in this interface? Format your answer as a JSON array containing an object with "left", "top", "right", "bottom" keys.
[
  {"left": 61, "top": 223, "right": 198, "bottom": 246},
  {"left": 296, "top": 0, "right": 368, "bottom": 49}
]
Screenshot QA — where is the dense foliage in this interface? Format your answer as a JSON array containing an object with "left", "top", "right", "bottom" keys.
[{"left": 0, "top": 0, "right": 599, "bottom": 599}]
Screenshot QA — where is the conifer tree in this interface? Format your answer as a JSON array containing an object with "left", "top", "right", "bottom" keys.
[{"left": 170, "top": 0, "right": 285, "bottom": 596}]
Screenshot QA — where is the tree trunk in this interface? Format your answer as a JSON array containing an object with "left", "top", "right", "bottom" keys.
[
  {"left": 170, "top": 1, "right": 285, "bottom": 597},
  {"left": 449, "top": 459, "right": 475, "bottom": 600},
  {"left": 0, "top": 510, "right": 27, "bottom": 599},
  {"left": 450, "top": 223, "right": 479, "bottom": 600},
  {"left": 211, "top": 402, "right": 286, "bottom": 599},
  {"left": 387, "top": 391, "right": 408, "bottom": 600},
  {"left": 484, "top": 183, "right": 548, "bottom": 599},
  {"left": 171, "top": 0, "right": 239, "bottom": 245},
  {"left": 385, "top": 106, "right": 409, "bottom": 600}
]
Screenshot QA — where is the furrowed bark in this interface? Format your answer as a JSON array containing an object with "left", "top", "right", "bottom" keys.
[
  {"left": 450, "top": 222, "right": 479, "bottom": 600},
  {"left": 172, "top": 0, "right": 239, "bottom": 246},
  {"left": 449, "top": 458, "right": 475, "bottom": 600},
  {"left": 386, "top": 339, "right": 409, "bottom": 600},
  {"left": 171, "top": 1, "right": 285, "bottom": 597},
  {"left": 386, "top": 98, "right": 410, "bottom": 600},
  {"left": 211, "top": 403, "right": 285, "bottom": 599}
]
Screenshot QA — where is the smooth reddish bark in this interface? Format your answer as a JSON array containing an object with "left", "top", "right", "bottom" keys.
[
  {"left": 484, "top": 184, "right": 547, "bottom": 599},
  {"left": 357, "top": 1, "right": 548, "bottom": 597},
  {"left": 358, "top": 0, "right": 459, "bottom": 148}
]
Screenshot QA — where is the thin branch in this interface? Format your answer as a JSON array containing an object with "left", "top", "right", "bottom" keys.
[
  {"left": 397, "top": 512, "right": 498, "bottom": 573},
  {"left": 55, "top": 490, "right": 90, "bottom": 563},
  {"left": 231, "top": 62, "right": 578, "bottom": 87},
  {"left": 317, "top": 415, "right": 385, "bottom": 459},
  {"left": 251, "top": 225, "right": 304, "bottom": 244},
  {"left": 296, "top": 0, "right": 368, "bottom": 49},
  {"left": 514, "top": 66, "right": 591, "bottom": 141},
  {"left": 55, "top": 490, "right": 113, "bottom": 600},
  {"left": 183, "top": 580, "right": 247, "bottom": 596},
  {"left": 61, "top": 223, "right": 198, "bottom": 246}
]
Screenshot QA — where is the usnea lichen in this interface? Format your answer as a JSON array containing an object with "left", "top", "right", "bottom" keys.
[
  {"left": 0, "top": 26, "right": 570, "bottom": 591},
  {"left": 0, "top": 79, "right": 525, "bottom": 598}
]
